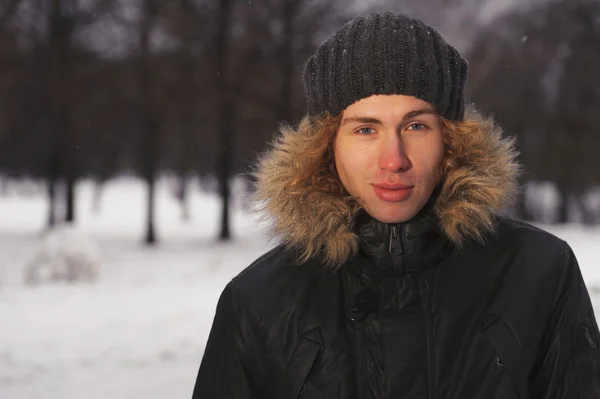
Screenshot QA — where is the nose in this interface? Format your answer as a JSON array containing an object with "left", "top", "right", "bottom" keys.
[{"left": 378, "top": 135, "right": 410, "bottom": 172}]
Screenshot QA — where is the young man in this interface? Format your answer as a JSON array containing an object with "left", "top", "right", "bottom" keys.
[{"left": 192, "top": 12, "right": 600, "bottom": 398}]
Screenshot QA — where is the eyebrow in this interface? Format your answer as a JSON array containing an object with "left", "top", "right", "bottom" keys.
[{"left": 341, "top": 108, "right": 439, "bottom": 127}]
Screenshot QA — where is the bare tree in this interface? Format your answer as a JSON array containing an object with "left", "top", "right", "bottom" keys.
[
  {"left": 215, "top": 0, "right": 234, "bottom": 240},
  {"left": 0, "top": 0, "right": 350, "bottom": 243},
  {"left": 173, "top": 1, "right": 196, "bottom": 222},
  {"left": 469, "top": 0, "right": 600, "bottom": 224},
  {"left": 138, "top": 0, "right": 162, "bottom": 244},
  {"left": 160, "top": 0, "right": 214, "bottom": 222},
  {"left": 30, "top": 0, "right": 78, "bottom": 227},
  {"left": 274, "top": 0, "right": 300, "bottom": 124}
]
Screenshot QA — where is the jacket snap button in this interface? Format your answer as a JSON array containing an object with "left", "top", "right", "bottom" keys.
[
  {"left": 496, "top": 355, "right": 504, "bottom": 367},
  {"left": 348, "top": 304, "right": 368, "bottom": 322},
  {"left": 347, "top": 290, "right": 379, "bottom": 322}
]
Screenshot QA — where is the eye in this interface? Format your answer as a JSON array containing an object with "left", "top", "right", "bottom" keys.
[
  {"left": 357, "top": 127, "right": 375, "bottom": 135},
  {"left": 407, "top": 123, "right": 427, "bottom": 131}
]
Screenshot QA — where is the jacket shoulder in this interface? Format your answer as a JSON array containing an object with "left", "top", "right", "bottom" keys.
[
  {"left": 486, "top": 217, "right": 577, "bottom": 288},
  {"left": 229, "top": 245, "right": 339, "bottom": 318},
  {"left": 495, "top": 217, "right": 568, "bottom": 254}
]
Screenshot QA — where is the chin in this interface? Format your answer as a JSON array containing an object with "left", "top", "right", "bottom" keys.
[{"left": 364, "top": 203, "right": 418, "bottom": 224}]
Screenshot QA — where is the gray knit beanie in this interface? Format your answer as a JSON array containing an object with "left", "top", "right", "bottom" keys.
[{"left": 303, "top": 12, "right": 468, "bottom": 121}]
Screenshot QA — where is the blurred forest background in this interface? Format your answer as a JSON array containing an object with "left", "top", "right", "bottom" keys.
[{"left": 0, "top": 0, "right": 599, "bottom": 244}]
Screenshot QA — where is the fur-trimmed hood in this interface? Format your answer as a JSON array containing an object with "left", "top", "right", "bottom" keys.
[{"left": 252, "top": 108, "right": 521, "bottom": 268}]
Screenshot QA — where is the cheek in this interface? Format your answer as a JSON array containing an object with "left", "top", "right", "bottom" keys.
[
  {"left": 334, "top": 143, "right": 352, "bottom": 181},
  {"left": 334, "top": 139, "right": 370, "bottom": 188},
  {"left": 412, "top": 134, "right": 445, "bottom": 180}
]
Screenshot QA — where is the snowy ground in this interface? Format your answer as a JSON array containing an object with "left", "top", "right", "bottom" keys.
[
  {"left": 0, "top": 177, "right": 273, "bottom": 399},
  {"left": 0, "top": 177, "right": 599, "bottom": 399}
]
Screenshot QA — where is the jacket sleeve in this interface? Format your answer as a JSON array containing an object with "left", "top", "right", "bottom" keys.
[
  {"left": 192, "top": 281, "right": 265, "bottom": 399},
  {"left": 530, "top": 243, "right": 600, "bottom": 398}
]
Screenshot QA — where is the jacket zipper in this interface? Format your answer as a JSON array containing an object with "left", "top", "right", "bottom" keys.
[
  {"left": 389, "top": 225, "right": 403, "bottom": 274},
  {"left": 389, "top": 225, "right": 436, "bottom": 397},
  {"left": 418, "top": 278, "right": 437, "bottom": 399}
]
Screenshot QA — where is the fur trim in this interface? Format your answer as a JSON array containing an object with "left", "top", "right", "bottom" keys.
[
  {"left": 252, "top": 107, "right": 521, "bottom": 267},
  {"left": 436, "top": 108, "right": 521, "bottom": 246}
]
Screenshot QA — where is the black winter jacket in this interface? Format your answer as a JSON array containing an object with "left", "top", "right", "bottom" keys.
[
  {"left": 193, "top": 107, "right": 599, "bottom": 398},
  {"left": 192, "top": 215, "right": 600, "bottom": 398}
]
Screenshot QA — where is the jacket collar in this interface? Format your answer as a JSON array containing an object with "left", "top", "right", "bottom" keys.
[{"left": 354, "top": 188, "right": 451, "bottom": 281}]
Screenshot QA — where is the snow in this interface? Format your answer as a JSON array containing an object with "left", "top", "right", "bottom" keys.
[
  {"left": 23, "top": 225, "right": 101, "bottom": 285},
  {"left": 0, "top": 177, "right": 599, "bottom": 399},
  {"left": 0, "top": 177, "right": 272, "bottom": 399}
]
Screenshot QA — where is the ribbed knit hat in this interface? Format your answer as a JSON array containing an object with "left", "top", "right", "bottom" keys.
[{"left": 303, "top": 12, "right": 468, "bottom": 121}]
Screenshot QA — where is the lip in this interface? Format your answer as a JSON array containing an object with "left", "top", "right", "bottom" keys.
[
  {"left": 372, "top": 182, "right": 414, "bottom": 190},
  {"left": 372, "top": 183, "right": 414, "bottom": 202}
]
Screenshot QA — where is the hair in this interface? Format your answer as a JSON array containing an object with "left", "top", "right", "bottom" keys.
[{"left": 284, "top": 113, "right": 344, "bottom": 199}]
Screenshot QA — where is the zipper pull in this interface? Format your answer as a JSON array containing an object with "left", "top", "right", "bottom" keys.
[
  {"left": 585, "top": 327, "right": 597, "bottom": 349},
  {"left": 389, "top": 225, "right": 402, "bottom": 253}
]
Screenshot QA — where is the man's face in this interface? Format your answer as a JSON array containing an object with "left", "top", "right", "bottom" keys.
[{"left": 334, "top": 94, "right": 445, "bottom": 223}]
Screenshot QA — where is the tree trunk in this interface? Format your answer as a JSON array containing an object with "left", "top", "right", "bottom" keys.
[
  {"left": 216, "top": 0, "right": 233, "bottom": 241},
  {"left": 218, "top": 107, "right": 233, "bottom": 241},
  {"left": 178, "top": 35, "right": 196, "bottom": 223},
  {"left": 145, "top": 156, "right": 157, "bottom": 245},
  {"left": 49, "top": 0, "right": 76, "bottom": 223},
  {"left": 47, "top": 177, "right": 57, "bottom": 228},
  {"left": 46, "top": 1, "right": 67, "bottom": 228},
  {"left": 140, "top": 0, "right": 159, "bottom": 245},
  {"left": 142, "top": 117, "right": 159, "bottom": 246},
  {"left": 65, "top": 172, "right": 75, "bottom": 222},
  {"left": 141, "top": 103, "right": 159, "bottom": 245}
]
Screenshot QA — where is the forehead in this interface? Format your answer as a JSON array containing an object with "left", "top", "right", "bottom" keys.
[{"left": 341, "top": 94, "right": 436, "bottom": 120}]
